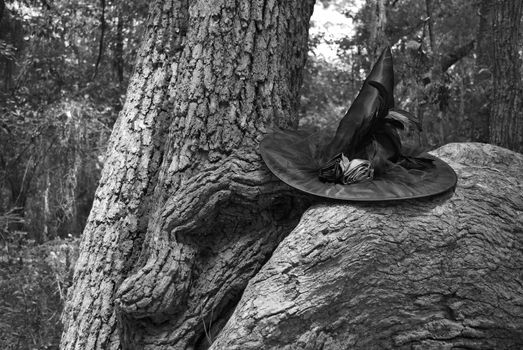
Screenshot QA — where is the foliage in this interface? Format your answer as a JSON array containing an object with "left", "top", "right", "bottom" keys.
[
  {"left": 300, "top": 2, "right": 364, "bottom": 135},
  {"left": 0, "top": 0, "right": 147, "bottom": 341},
  {"left": 0, "top": 96, "right": 113, "bottom": 240},
  {"left": 301, "top": 0, "right": 494, "bottom": 152},
  {"left": 0, "top": 235, "right": 79, "bottom": 350},
  {"left": 300, "top": 55, "right": 353, "bottom": 134},
  {"left": 0, "top": 0, "right": 148, "bottom": 240},
  {"left": 0, "top": 0, "right": 146, "bottom": 338}
]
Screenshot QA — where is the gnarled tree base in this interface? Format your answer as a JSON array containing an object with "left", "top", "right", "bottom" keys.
[{"left": 210, "top": 142, "right": 523, "bottom": 349}]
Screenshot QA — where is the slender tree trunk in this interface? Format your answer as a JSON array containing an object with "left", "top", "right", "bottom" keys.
[
  {"left": 0, "top": 0, "right": 5, "bottom": 23},
  {"left": 472, "top": 0, "right": 492, "bottom": 143},
  {"left": 425, "top": 0, "right": 435, "bottom": 53},
  {"left": 43, "top": 169, "right": 50, "bottom": 241},
  {"left": 61, "top": 0, "right": 315, "bottom": 349},
  {"left": 490, "top": 0, "right": 523, "bottom": 152},
  {"left": 92, "top": 0, "right": 106, "bottom": 80},
  {"left": 370, "top": 0, "right": 388, "bottom": 58},
  {"left": 0, "top": 9, "right": 23, "bottom": 92},
  {"left": 113, "top": 12, "right": 124, "bottom": 86}
]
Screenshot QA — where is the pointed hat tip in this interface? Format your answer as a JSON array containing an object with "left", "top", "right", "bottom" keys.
[
  {"left": 366, "top": 45, "right": 394, "bottom": 87},
  {"left": 364, "top": 46, "right": 394, "bottom": 108},
  {"left": 371, "top": 46, "right": 393, "bottom": 72},
  {"left": 381, "top": 45, "right": 392, "bottom": 57}
]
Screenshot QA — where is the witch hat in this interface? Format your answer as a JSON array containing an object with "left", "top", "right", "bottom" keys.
[
  {"left": 322, "top": 47, "right": 394, "bottom": 162},
  {"left": 260, "top": 47, "right": 457, "bottom": 201}
]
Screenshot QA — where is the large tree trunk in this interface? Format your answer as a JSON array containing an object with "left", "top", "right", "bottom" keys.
[
  {"left": 210, "top": 142, "right": 523, "bottom": 349},
  {"left": 61, "top": 1, "right": 190, "bottom": 347},
  {"left": 490, "top": 0, "right": 523, "bottom": 153},
  {"left": 61, "top": 0, "right": 315, "bottom": 349}
]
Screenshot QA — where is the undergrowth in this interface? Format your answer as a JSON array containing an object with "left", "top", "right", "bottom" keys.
[{"left": 0, "top": 234, "right": 79, "bottom": 350}]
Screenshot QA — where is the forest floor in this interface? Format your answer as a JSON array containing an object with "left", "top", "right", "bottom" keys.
[{"left": 0, "top": 236, "right": 79, "bottom": 350}]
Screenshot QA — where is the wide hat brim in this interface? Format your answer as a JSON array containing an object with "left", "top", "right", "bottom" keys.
[{"left": 260, "top": 130, "right": 457, "bottom": 202}]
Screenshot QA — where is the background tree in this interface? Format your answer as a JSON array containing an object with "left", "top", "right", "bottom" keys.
[
  {"left": 0, "top": 0, "right": 148, "bottom": 240},
  {"left": 308, "top": 0, "right": 506, "bottom": 150},
  {"left": 470, "top": 0, "right": 493, "bottom": 143},
  {"left": 490, "top": 0, "right": 523, "bottom": 152}
]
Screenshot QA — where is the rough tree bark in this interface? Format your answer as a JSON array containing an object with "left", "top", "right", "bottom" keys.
[
  {"left": 62, "top": 1, "right": 523, "bottom": 349},
  {"left": 61, "top": 0, "right": 315, "bottom": 349},
  {"left": 490, "top": 0, "right": 523, "bottom": 153},
  {"left": 471, "top": 0, "right": 493, "bottom": 143},
  {"left": 369, "top": 0, "right": 388, "bottom": 58},
  {"left": 211, "top": 143, "right": 523, "bottom": 349},
  {"left": 61, "top": 1, "right": 190, "bottom": 347}
]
